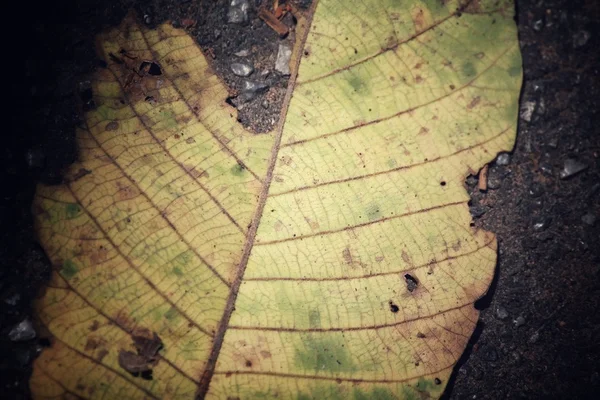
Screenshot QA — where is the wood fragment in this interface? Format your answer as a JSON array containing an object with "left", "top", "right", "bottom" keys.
[
  {"left": 478, "top": 164, "right": 489, "bottom": 191},
  {"left": 258, "top": 7, "right": 289, "bottom": 37}
]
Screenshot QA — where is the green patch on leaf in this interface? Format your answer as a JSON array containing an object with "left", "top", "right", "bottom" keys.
[
  {"left": 462, "top": 61, "right": 476, "bottom": 78},
  {"left": 65, "top": 203, "right": 81, "bottom": 219},
  {"left": 295, "top": 334, "right": 356, "bottom": 373},
  {"left": 231, "top": 163, "right": 246, "bottom": 176},
  {"left": 346, "top": 73, "right": 370, "bottom": 95},
  {"left": 354, "top": 387, "right": 397, "bottom": 400},
  {"left": 308, "top": 309, "right": 321, "bottom": 328},
  {"left": 164, "top": 307, "right": 178, "bottom": 320},
  {"left": 366, "top": 203, "right": 382, "bottom": 221},
  {"left": 61, "top": 260, "right": 79, "bottom": 279}
]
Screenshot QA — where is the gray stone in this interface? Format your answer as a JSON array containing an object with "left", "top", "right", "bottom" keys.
[
  {"left": 238, "top": 80, "right": 269, "bottom": 103},
  {"left": 4, "top": 292, "right": 20, "bottom": 306},
  {"left": 520, "top": 101, "right": 536, "bottom": 122},
  {"left": 230, "top": 62, "right": 254, "bottom": 77},
  {"left": 8, "top": 319, "right": 36, "bottom": 341},
  {"left": 539, "top": 162, "right": 553, "bottom": 175},
  {"left": 495, "top": 306, "right": 509, "bottom": 320},
  {"left": 514, "top": 315, "right": 526, "bottom": 327},
  {"left": 560, "top": 158, "right": 587, "bottom": 179},
  {"left": 234, "top": 49, "right": 250, "bottom": 57},
  {"left": 573, "top": 30, "right": 591, "bottom": 48},
  {"left": 275, "top": 43, "right": 292, "bottom": 75},
  {"left": 528, "top": 331, "right": 540, "bottom": 344},
  {"left": 496, "top": 153, "right": 511, "bottom": 166},
  {"left": 533, "top": 217, "right": 551, "bottom": 231},
  {"left": 227, "top": 0, "right": 250, "bottom": 24}
]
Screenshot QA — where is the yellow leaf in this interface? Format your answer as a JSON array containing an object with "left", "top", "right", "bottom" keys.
[{"left": 30, "top": 0, "right": 522, "bottom": 398}]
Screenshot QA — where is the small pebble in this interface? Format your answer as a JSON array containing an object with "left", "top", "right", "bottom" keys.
[
  {"left": 539, "top": 162, "right": 553, "bottom": 175},
  {"left": 237, "top": 80, "right": 268, "bottom": 103},
  {"left": 533, "top": 216, "right": 551, "bottom": 231},
  {"left": 532, "top": 18, "right": 544, "bottom": 32},
  {"left": 4, "top": 292, "right": 20, "bottom": 306},
  {"left": 470, "top": 205, "right": 486, "bottom": 218},
  {"left": 466, "top": 175, "right": 478, "bottom": 187},
  {"left": 528, "top": 331, "right": 540, "bottom": 344},
  {"left": 230, "top": 62, "right": 254, "bottom": 77},
  {"left": 520, "top": 101, "right": 536, "bottom": 122},
  {"left": 496, "top": 153, "right": 511, "bottom": 166},
  {"left": 581, "top": 213, "right": 596, "bottom": 226},
  {"left": 8, "top": 319, "right": 36, "bottom": 342},
  {"left": 275, "top": 43, "right": 292, "bottom": 75},
  {"left": 528, "top": 182, "right": 544, "bottom": 198},
  {"left": 573, "top": 30, "right": 591, "bottom": 48},
  {"left": 495, "top": 306, "right": 509, "bottom": 320},
  {"left": 514, "top": 315, "right": 526, "bottom": 327},
  {"left": 486, "top": 168, "right": 503, "bottom": 190},
  {"left": 143, "top": 14, "right": 152, "bottom": 25},
  {"left": 227, "top": 0, "right": 250, "bottom": 24},
  {"left": 261, "top": 100, "right": 269, "bottom": 109},
  {"left": 234, "top": 49, "right": 250, "bottom": 57},
  {"left": 559, "top": 158, "right": 587, "bottom": 179}
]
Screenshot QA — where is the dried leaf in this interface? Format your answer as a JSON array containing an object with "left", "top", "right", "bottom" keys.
[{"left": 30, "top": 0, "right": 522, "bottom": 398}]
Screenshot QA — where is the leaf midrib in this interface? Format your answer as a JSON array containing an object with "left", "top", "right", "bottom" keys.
[{"left": 194, "top": 2, "right": 320, "bottom": 397}]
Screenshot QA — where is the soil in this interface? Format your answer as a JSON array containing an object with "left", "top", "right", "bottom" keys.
[{"left": 1, "top": 0, "right": 598, "bottom": 399}]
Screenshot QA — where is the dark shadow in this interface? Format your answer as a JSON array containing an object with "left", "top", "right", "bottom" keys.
[
  {"left": 474, "top": 247, "right": 502, "bottom": 310},
  {"left": 440, "top": 320, "right": 485, "bottom": 400}
]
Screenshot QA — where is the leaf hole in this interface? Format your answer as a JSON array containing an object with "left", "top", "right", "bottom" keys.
[
  {"left": 404, "top": 274, "right": 419, "bottom": 292},
  {"left": 140, "top": 61, "right": 162, "bottom": 76},
  {"left": 225, "top": 96, "right": 237, "bottom": 109},
  {"left": 389, "top": 301, "right": 399, "bottom": 313},
  {"left": 245, "top": 360, "right": 252, "bottom": 367},
  {"left": 435, "top": 377, "right": 442, "bottom": 385},
  {"left": 440, "top": 181, "right": 446, "bottom": 186}
]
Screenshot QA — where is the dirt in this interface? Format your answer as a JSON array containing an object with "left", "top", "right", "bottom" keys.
[{"left": 1, "top": 0, "right": 598, "bottom": 399}]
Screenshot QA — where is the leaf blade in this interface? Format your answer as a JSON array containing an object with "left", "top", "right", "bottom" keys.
[{"left": 30, "top": 0, "right": 521, "bottom": 398}]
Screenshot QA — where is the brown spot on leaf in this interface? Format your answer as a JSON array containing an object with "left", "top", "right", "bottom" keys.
[
  {"left": 401, "top": 250, "right": 413, "bottom": 265},
  {"left": 116, "top": 181, "right": 139, "bottom": 201},
  {"left": 468, "top": 96, "right": 481, "bottom": 109},
  {"left": 415, "top": 75, "right": 424, "bottom": 83},
  {"left": 186, "top": 137, "right": 196, "bottom": 144},
  {"left": 260, "top": 350, "right": 272, "bottom": 359},
  {"left": 418, "top": 127, "right": 430, "bottom": 136},
  {"left": 105, "top": 121, "right": 119, "bottom": 131},
  {"left": 85, "top": 338, "right": 100, "bottom": 351},
  {"left": 451, "top": 240, "right": 462, "bottom": 251},
  {"left": 413, "top": 8, "right": 426, "bottom": 32},
  {"left": 342, "top": 247, "right": 353, "bottom": 265},
  {"left": 70, "top": 168, "right": 92, "bottom": 182},
  {"left": 118, "top": 350, "right": 156, "bottom": 374},
  {"left": 184, "top": 164, "right": 209, "bottom": 179},
  {"left": 280, "top": 155, "right": 293, "bottom": 166},
  {"left": 89, "top": 245, "right": 109, "bottom": 265},
  {"left": 89, "top": 320, "right": 100, "bottom": 331},
  {"left": 118, "top": 331, "right": 163, "bottom": 375}
]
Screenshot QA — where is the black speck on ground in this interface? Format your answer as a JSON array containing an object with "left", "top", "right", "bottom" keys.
[{"left": 1, "top": 0, "right": 598, "bottom": 399}]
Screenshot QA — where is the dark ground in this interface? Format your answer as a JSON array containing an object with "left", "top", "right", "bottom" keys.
[{"left": 1, "top": 0, "right": 598, "bottom": 399}]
